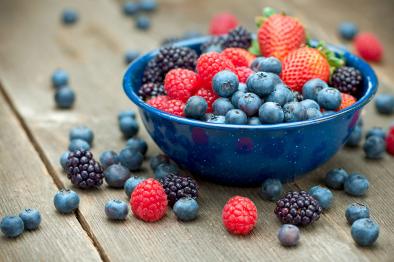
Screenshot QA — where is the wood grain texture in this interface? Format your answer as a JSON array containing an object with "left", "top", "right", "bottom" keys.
[{"left": 0, "top": 0, "right": 393, "bottom": 261}]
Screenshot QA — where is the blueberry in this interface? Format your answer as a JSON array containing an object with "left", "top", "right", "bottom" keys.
[
  {"left": 259, "top": 102, "right": 284, "bottom": 124},
  {"left": 51, "top": 69, "right": 69, "bottom": 88},
  {"left": 19, "top": 208, "right": 41, "bottom": 230},
  {"left": 357, "top": 117, "right": 364, "bottom": 127},
  {"left": 351, "top": 218, "right": 379, "bottom": 246},
  {"left": 308, "top": 186, "right": 333, "bottom": 209},
  {"left": 375, "top": 93, "right": 394, "bottom": 115},
  {"left": 213, "top": 98, "right": 234, "bottom": 116},
  {"left": 305, "top": 108, "right": 323, "bottom": 120},
  {"left": 124, "top": 50, "right": 140, "bottom": 64},
  {"left": 266, "top": 84, "right": 293, "bottom": 106},
  {"left": 283, "top": 102, "right": 306, "bottom": 122},
  {"left": 69, "top": 126, "right": 94, "bottom": 145},
  {"left": 363, "top": 136, "right": 386, "bottom": 159},
  {"left": 60, "top": 151, "right": 70, "bottom": 171},
  {"left": 139, "top": 0, "right": 157, "bottom": 12},
  {"left": 105, "top": 200, "right": 129, "bottom": 220},
  {"left": 184, "top": 96, "right": 208, "bottom": 119},
  {"left": 250, "top": 57, "right": 282, "bottom": 75},
  {"left": 126, "top": 137, "right": 148, "bottom": 155},
  {"left": 154, "top": 163, "right": 179, "bottom": 180},
  {"left": 124, "top": 176, "right": 146, "bottom": 198},
  {"left": 238, "top": 93, "right": 262, "bottom": 117},
  {"left": 345, "top": 203, "right": 370, "bottom": 225},
  {"left": 325, "top": 168, "right": 349, "bottom": 189},
  {"left": 55, "top": 86, "right": 75, "bottom": 109},
  {"left": 135, "top": 15, "right": 151, "bottom": 30},
  {"left": 346, "top": 125, "right": 362, "bottom": 147},
  {"left": 118, "top": 110, "right": 136, "bottom": 120},
  {"left": 260, "top": 179, "right": 283, "bottom": 201},
  {"left": 212, "top": 70, "right": 239, "bottom": 98},
  {"left": 104, "top": 164, "right": 130, "bottom": 188},
  {"left": 248, "top": 117, "right": 262, "bottom": 125},
  {"left": 231, "top": 91, "right": 245, "bottom": 108},
  {"left": 238, "top": 83, "right": 247, "bottom": 92},
  {"left": 247, "top": 72, "right": 281, "bottom": 97},
  {"left": 99, "top": 151, "right": 120, "bottom": 169},
  {"left": 317, "top": 87, "right": 342, "bottom": 110},
  {"left": 118, "top": 148, "right": 144, "bottom": 171},
  {"left": 123, "top": 1, "right": 140, "bottom": 16},
  {"left": 225, "top": 109, "right": 247, "bottom": 125},
  {"left": 68, "top": 139, "right": 90, "bottom": 152},
  {"left": 173, "top": 197, "right": 199, "bottom": 222},
  {"left": 300, "top": 99, "right": 320, "bottom": 111},
  {"left": 338, "top": 22, "right": 358, "bottom": 40},
  {"left": 206, "top": 114, "right": 226, "bottom": 124},
  {"left": 366, "top": 127, "right": 386, "bottom": 140},
  {"left": 150, "top": 154, "right": 171, "bottom": 171},
  {"left": 54, "top": 189, "right": 80, "bottom": 214},
  {"left": 344, "top": 173, "right": 369, "bottom": 197},
  {"left": 62, "top": 8, "right": 78, "bottom": 25},
  {"left": 119, "top": 116, "right": 139, "bottom": 138},
  {"left": 277, "top": 224, "right": 300, "bottom": 247},
  {"left": 0, "top": 216, "right": 24, "bottom": 238},
  {"left": 302, "top": 78, "right": 328, "bottom": 101}
]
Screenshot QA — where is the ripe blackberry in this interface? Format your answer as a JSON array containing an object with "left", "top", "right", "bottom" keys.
[
  {"left": 223, "top": 26, "right": 252, "bottom": 49},
  {"left": 142, "top": 46, "right": 198, "bottom": 85},
  {"left": 138, "top": 83, "right": 166, "bottom": 100},
  {"left": 274, "top": 191, "right": 322, "bottom": 226},
  {"left": 159, "top": 174, "right": 199, "bottom": 207},
  {"left": 66, "top": 150, "right": 104, "bottom": 189},
  {"left": 293, "top": 91, "right": 303, "bottom": 102},
  {"left": 330, "top": 66, "right": 363, "bottom": 96},
  {"left": 200, "top": 35, "right": 226, "bottom": 53}
]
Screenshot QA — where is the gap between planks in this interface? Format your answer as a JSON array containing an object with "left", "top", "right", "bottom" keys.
[{"left": 0, "top": 81, "right": 110, "bottom": 262}]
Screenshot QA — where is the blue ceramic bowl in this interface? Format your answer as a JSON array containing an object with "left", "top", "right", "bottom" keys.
[{"left": 123, "top": 37, "right": 378, "bottom": 186}]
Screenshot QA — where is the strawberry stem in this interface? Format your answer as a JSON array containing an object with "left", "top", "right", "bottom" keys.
[{"left": 315, "top": 41, "right": 345, "bottom": 74}]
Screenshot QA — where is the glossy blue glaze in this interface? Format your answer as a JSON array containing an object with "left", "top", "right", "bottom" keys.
[{"left": 123, "top": 37, "right": 378, "bottom": 186}]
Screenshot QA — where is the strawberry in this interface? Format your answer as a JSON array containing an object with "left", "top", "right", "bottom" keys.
[
  {"left": 281, "top": 47, "right": 330, "bottom": 92},
  {"left": 257, "top": 14, "right": 306, "bottom": 60},
  {"left": 337, "top": 93, "right": 357, "bottom": 111},
  {"left": 221, "top": 48, "right": 255, "bottom": 67}
]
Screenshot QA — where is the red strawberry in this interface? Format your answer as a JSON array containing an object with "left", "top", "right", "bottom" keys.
[
  {"left": 235, "top": 66, "right": 254, "bottom": 83},
  {"left": 337, "top": 93, "right": 357, "bottom": 111},
  {"left": 355, "top": 32, "right": 383, "bottom": 62},
  {"left": 209, "top": 12, "right": 238, "bottom": 35},
  {"left": 195, "top": 88, "right": 219, "bottom": 113},
  {"left": 164, "top": 69, "right": 198, "bottom": 102},
  {"left": 281, "top": 47, "right": 330, "bottom": 92},
  {"left": 196, "top": 52, "right": 236, "bottom": 87},
  {"left": 221, "top": 48, "right": 255, "bottom": 67},
  {"left": 257, "top": 14, "right": 306, "bottom": 60}
]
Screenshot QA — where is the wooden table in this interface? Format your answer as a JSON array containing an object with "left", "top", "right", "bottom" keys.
[{"left": 1, "top": 0, "right": 393, "bottom": 261}]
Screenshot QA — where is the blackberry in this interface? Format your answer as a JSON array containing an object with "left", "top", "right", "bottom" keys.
[
  {"left": 138, "top": 83, "right": 166, "bottom": 100},
  {"left": 200, "top": 35, "right": 226, "bottom": 53},
  {"left": 142, "top": 46, "right": 198, "bottom": 84},
  {"left": 223, "top": 26, "right": 252, "bottom": 49},
  {"left": 330, "top": 66, "right": 362, "bottom": 96},
  {"left": 159, "top": 174, "right": 199, "bottom": 207},
  {"left": 66, "top": 150, "right": 104, "bottom": 189},
  {"left": 293, "top": 91, "right": 303, "bottom": 102},
  {"left": 274, "top": 191, "right": 322, "bottom": 226}
]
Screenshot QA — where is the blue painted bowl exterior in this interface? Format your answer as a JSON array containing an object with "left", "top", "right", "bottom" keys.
[{"left": 123, "top": 37, "right": 378, "bottom": 186}]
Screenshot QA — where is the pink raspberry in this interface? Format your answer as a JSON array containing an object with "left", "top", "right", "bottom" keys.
[
  {"left": 164, "top": 69, "right": 198, "bottom": 102},
  {"left": 222, "top": 196, "right": 258, "bottom": 235},
  {"left": 354, "top": 32, "right": 383, "bottom": 62}
]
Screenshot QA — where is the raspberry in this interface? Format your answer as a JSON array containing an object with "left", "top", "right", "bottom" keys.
[
  {"left": 222, "top": 48, "right": 255, "bottom": 67},
  {"left": 130, "top": 178, "right": 168, "bottom": 222},
  {"left": 355, "top": 32, "right": 383, "bottom": 62},
  {"left": 164, "top": 69, "right": 198, "bottom": 102},
  {"left": 147, "top": 95, "right": 169, "bottom": 109},
  {"left": 337, "top": 93, "right": 357, "bottom": 111},
  {"left": 235, "top": 66, "right": 254, "bottom": 83},
  {"left": 160, "top": 99, "right": 186, "bottom": 117},
  {"left": 209, "top": 12, "right": 238, "bottom": 36},
  {"left": 195, "top": 88, "right": 219, "bottom": 113},
  {"left": 196, "top": 52, "right": 236, "bottom": 86},
  {"left": 222, "top": 196, "right": 258, "bottom": 235},
  {"left": 386, "top": 134, "right": 394, "bottom": 156}
]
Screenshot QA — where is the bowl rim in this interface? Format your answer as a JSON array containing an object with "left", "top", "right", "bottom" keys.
[{"left": 123, "top": 37, "right": 378, "bottom": 131}]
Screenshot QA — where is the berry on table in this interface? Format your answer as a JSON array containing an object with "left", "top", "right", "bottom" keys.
[
  {"left": 344, "top": 173, "right": 369, "bottom": 197},
  {"left": 60, "top": 151, "right": 70, "bottom": 171},
  {"left": 118, "top": 110, "right": 136, "bottom": 120},
  {"left": 338, "top": 22, "right": 358, "bottom": 40},
  {"left": 195, "top": 88, "right": 219, "bottom": 113},
  {"left": 283, "top": 102, "right": 306, "bottom": 122},
  {"left": 138, "top": 83, "right": 166, "bottom": 100},
  {"left": 66, "top": 150, "right": 104, "bottom": 189},
  {"left": 325, "top": 168, "right": 349, "bottom": 189},
  {"left": 212, "top": 70, "right": 239, "bottom": 98},
  {"left": 130, "top": 178, "right": 168, "bottom": 222},
  {"left": 196, "top": 52, "right": 236, "bottom": 87},
  {"left": 51, "top": 69, "right": 69, "bottom": 88},
  {"left": 69, "top": 126, "right": 94, "bottom": 145},
  {"left": 19, "top": 208, "right": 41, "bottom": 230},
  {"left": 222, "top": 26, "right": 252, "bottom": 49},
  {"left": 209, "top": 12, "right": 238, "bottom": 36},
  {"left": 135, "top": 15, "right": 151, "bottom": 30},
  {"left": 308, "top": 186, "right": 333, "bottom": 209},
  {"left": 118, "top": 147, "right": 144, "bottom": 171},
  {"left": 159, "top": 174, "right": 199, "bottom": 207},
  {"left": 68, "top": 139, "right": 90, "bottom": 152},
  {"left": 302, "top": 78, "right": 328, "bottom": 101},
  {"left": 154, "top": 163, "right": 179, "bottom": 180},
  {"left": 212, "top": 98, "right": 234, "bottom": 116},
  {"left": 317, "top": 87, "right": 342, "bottom": 111},
  {"left": 260, "top": 178, "right": 283, "bottom": 201},
  {"left": 355, "top": 32, "right": 383, "bottom": 62},
  {"left": 274, "top": 191, "right": 322, "bottom": 226},
  {"left": 53, "top": 189, "right": 80, "bottom": 214},
  {"left": 123, "top": 1, "right": 139, "bottom": 16},
  {"left": 126, "top": 137, "right": 148, "bottom": 156},
  {"left": 124, "top": 176, "right": 146, "bottom": 198},
  {"left": 246, "top": 72, "right": 281, "bottom": 97},
  {"left": 150, "top": 154, "right": 171, "bottom": 171},
  {"left": 119, "top": 116, "right": 139, "bottom": 138},
  {"left": 104, "top": 164, "right": 130, "bottom": 188},
  {"left": 345, "top": 203, "right": 370, "bottom": 225},
  {"left": 375, "top": 93, "right": 394, "bottom": 115},
  {"left": 259, "top": 102, "right": 284, "bottom": 124},
  {"left": 0, "top": 216, "right": 24, "bottom": 238},
  {"left": 99, "top": 150, "right": 119, "bottom": 169},
  {"left": 266, "top": 84, "right": 293, "bottom": 106},
  {"left": 105, "top": 200, "right": 129, "bottom": 220},
  {"left": 330, "top": 67, "right": 362, "bottom": 96},
  {"left": 366, "top": 127, "right": 386, "bottom": 140},
  {"left": 277, "top": 224, "right": 300, "bottom": 247},
  {"left": 225, "top": 109, "right": 247, "bottom": 125},
  {"left": 387, "top": 134, "right": 394, "bottom": 156},
  {"left": 173, "top": 197, "right": 199, "bottom": 222},
  {"left": 351, "top": 218, "right": 379, "bottom": 246},
  {"left": 250, "top": 57, "right": 282, "bottom": 75},
  {"left": 184, "top": 96, "right": 208, "bottom": 119},
  {"left": 164, "top": 68, "right": 198, "bottom": 102},
  {"left": 345, "top": 125, "right": 362, "bottom": 147},
  {"left": 363, "top": 136, "right": 386, "bottom": 159},
  {"left": 62, "top": 8, "right": 79, "bottom": 25},
  {"left": 124, "top": 50, "right": 140, "bottom": 64},
  {"left": 222, "top": 196, "right": 258, "bottom": 235},
  {"left": 55, "top": 86, "right": 75, "bottom": 109}
]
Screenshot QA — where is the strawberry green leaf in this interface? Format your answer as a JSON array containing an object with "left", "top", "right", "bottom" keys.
[
  {"left": 249, "top": 39, "right": 261, "bottom": 56},
  {"left": 262, "top": 7, "right": 277, "bottom": 18}
]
